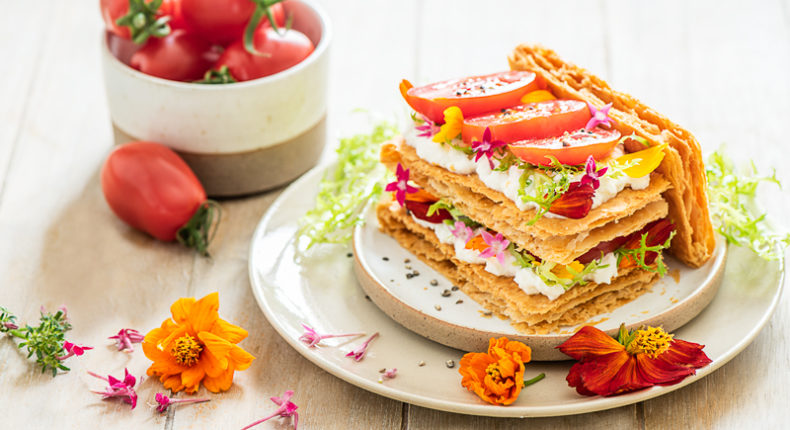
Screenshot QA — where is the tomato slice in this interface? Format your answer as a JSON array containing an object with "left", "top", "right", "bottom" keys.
[
  {"left": 461, "top": 100, "right": 591, "bottom": 144},
  {"left": 508, "top": 127, "right": 621, "bottom": 166},
  {"left": 399, "top": 71, "right": 541, "bottom": 124}
]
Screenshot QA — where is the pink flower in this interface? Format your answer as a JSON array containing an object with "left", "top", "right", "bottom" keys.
[
  {"left": 108, "top": 328, "right": 145, "bottom": 352},
  {"left": 153, "top": 392, "right": 210, "bottom": 414},
  {"left": 385, "top": 163, "right": 419, "bottom": 207},
  {"left": 478, "top": 231, "right": 510, "bottom": 265},
  {"left": 580, "top": 155, "right": 608, "bottom": 190},
  {"left": 3, "top": 322, "right": 18, "bottom": 330},
  {"left": 345, "top": 332, "right": 380, "bottom": 362},
  {"left": 415, "top": 114, "right": 440, "bottom": 138},
  {"left": 58, "top": 341, "right": 93, "bottom": 360},
  {"left": 471, "top": 127, "right": 507, "bottom": 169},
  {"left": 451, "top": 221, "right": 474, "bottom": 244},
  {"left": 586, "top": 102, "right": 616, "bottom": 130},
  {"left": 241, "top": 390, "right": 299, "bottom": 430},
  {"left": 89, "top": 368, "right": 138, "bottom": 409},
  {"left": 379, "top": 368, "right": 398, "bottom": 383},
  {"left": 298, "top": 324, "right": 363, "bottom": 348}
]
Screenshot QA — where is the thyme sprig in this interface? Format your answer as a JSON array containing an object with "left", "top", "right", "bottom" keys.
[{"left": 1, "top": 306, "right": 73, "bottom": 376}]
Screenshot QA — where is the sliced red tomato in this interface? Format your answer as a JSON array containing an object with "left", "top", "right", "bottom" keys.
[
  {"left": 462, "top": 100, "right": 590, "bottom": 144},
  {"left": 214, "top": 27, "right": 314, "bottom": 81},
  {"left": 509, "top": 127, "right": 621, "bottom": 166},
  {"left": 399, "top": 71, "right": 542, "bottom": 124},
  {"left": 130, "top": 30, "right": 217, "bottom": 81},
  {"left": 403, "top": 190, "right": 452, "bottom": 223}
]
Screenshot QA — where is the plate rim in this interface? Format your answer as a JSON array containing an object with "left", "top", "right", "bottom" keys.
[{"left": 248, "top": 163, "right": 785, "bottom": 418}]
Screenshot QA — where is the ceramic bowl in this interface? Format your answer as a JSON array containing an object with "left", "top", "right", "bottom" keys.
[{"left": 100, "top": 0, "right": 331, "bottom": 196}]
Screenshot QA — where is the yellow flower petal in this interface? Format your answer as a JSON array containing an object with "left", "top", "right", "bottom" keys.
[
  {"left": 198, "top": 331, "right": 235, "bottom": 370},
  {"left": 432, "top": 106, "right": 464, "bottom": 143},
  {"left": 213, "top": 318, "right": 249, "bottom": 344},
  {"left": 180, "top": 360, "right": 207, "bottom": 391},
  {"left": 520, "top": 90, "right": 556, "bottom": 104},
  {"left": 615, "top": 143, "right": 668, "bottom": 178},
  {"left": 187, "top": 292, "right": 220, "bottom": 333},
  {"left": 203, "top": 368, "right": 235, "bottom": 393},
  {"left": 170, "top": 297, "right": 196, "bottom": 324}
]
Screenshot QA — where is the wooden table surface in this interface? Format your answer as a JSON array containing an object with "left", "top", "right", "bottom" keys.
[{"left": 1, "top": 1, "right": 788, "bottom": 428}]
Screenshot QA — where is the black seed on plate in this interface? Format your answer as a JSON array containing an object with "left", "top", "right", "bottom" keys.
[
  {"left": 456, "top": 299, "right": 464, "bottom": 304},
  {"left": 430, "top": 279, "right": 439, "bottom": 286},
  {"left": 365, "top": 295, "right": 371, "bottom": 301},
  {"left": 390, "top": 279, "right": 395, "bottom": 282},
  {"left": 418, "top": 361, "right": 426, "bottom": 367},
  {"left": 406, "top": 273, "right": 414, "bottom": 279},
  {"left": 347, "top": 253, "right": 353, "bottom": 258},
  {"left": 379, "top": 368, "right": 386, "bottom": 373},
  {"left": 382, "top": 256, "right": 389, "bottom": 261},
  {"left": 412, "top": 270, "right": 420, "bottom": 276},
  {"left": 405, "top": 265, "right": 412, "bottom": 270},
  {"left": 404, "top": 258, "right": 411, "bottom": 263},
  {"left": 451, "top": 285, "right": 459, "bottom": 291},
  {"left": 434, "top": 305, "right": 442, "bottom": 311},
  {"left": 482, "top": 310, "right": 493, "bottom": 316},
  {"left": 441, "top": 289, "right": 451, "bottom": 297},
  {"left": 446, "top": 360, "right": 455, "bottom": 368}
]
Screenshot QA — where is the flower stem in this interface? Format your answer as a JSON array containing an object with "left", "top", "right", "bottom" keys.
[
  {"left": 523, "top": 372, "right": 546, "bottom": 387},
  {"left": 240, "top": 411, "right": 279, "bottom": 430}
]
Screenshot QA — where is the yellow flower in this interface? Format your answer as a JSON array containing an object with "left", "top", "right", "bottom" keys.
[
  {"left": 615, "top": 143, "right": 668, "bottom": 178},
  {"left": 142, "top": 292, "right": 255, "bottom": 394},
  {"left": 520, "top": 90, "right": 556, "bottom": 104},
  {"left": 432, "top": 106, "right": 464, "bottom": 143},
  {"left": 552, "top": 261, "right": 585, "bottom": 280}
]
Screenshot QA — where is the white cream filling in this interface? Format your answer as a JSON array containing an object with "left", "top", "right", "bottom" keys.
[
  {"left": 410, "top": 214, "right": 619, "bottom": 301},
  {"left": 402, "top": 126, "right": 651, "bottom": 216}
]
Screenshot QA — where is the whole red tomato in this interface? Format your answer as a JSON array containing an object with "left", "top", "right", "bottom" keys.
[
  {"left": 180, "top": 0, "right": 285, "bottom": 45},
  {"left": 100, "top": 0, "right": 179, "bottom": 43},
  {"left": 130, "top": 30, "right": 217, "bottom": 81},
  {"left": 215, "top": 27, "right": 315, "bottom": 81},
  {"left": 101, "top": 141, "right": 218, "bottom": 255}
]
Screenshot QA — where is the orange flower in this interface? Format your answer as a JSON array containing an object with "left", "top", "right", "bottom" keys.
[
  {"left": 459, "top": 337, "right": 533, "bottom": 405},
  {"left": 558, "top": 324, "right": 711, "bottom": 396},
  {"left": 142, "top": 292, "right": 255, "bottom": 394}
]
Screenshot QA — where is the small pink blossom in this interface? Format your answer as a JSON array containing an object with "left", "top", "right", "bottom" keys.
[
  {"left": 345, "top": 332, "right": 380, "bottom": 362},
  {"left": 415, "top": 114, "right": 440, "bottom": 138},
  {"left": 153, "top": 393, "right": 210, "bottom": 414},
  {"left": 450, "top": 221, "right": 474, "bottom": 244},
  {"left": 478, "top": 231, "right": 510, "bottom": 265},
  {"left": 378, "top": 368, "right": 398, "bottom": 383},
  {"left": 89, "top": 368, "right": 138, "bottom": 409},
  {"left": 3, "top": 322, "right": 18, "bottom": 330},
  {"left": 471, "top": 127, "right": 507, "bottom": 168},
  {"left": 58, "top": 341, "right": 93, "bottom": 360},
  {"left": 241, "top": 390, "right": 299, "bottom": 430},
  {"left": 108, "top": 328, "right": 145, "bottom": 352},
  {"left": 298, "top": 324, "right": 363, "bottom": 348},
  {"left": 580, "top": 155, "right": 608, "bottom": 190},
  {"left": 586, "top": 102, "right": 616, "bottom": 130},
  {"left": 385, "top": 164, "right": 419, "bottom": 207}
]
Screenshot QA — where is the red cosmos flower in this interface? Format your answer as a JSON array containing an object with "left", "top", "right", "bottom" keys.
[{"left": 558, "top": 324, "right": 711, "bottom": 396}]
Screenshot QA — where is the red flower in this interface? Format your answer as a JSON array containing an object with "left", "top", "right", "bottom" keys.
[
  {"left": 549, "top": 182, "right": 594, "bottom": 218},
  {"left": 558, "top": 324, "right": 711, "bottom": 396}
]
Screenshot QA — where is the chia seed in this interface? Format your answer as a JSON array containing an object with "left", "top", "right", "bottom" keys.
[
  {"left": 412, "top": 270, "right": 420, "bottom": 276},
  {"left": 379, "top": 368, "right": 386, "bottom": 373},
  {"left": 456, "top": 299, "right": 464, "bottom": 304},
  {"left": 418, "top": 361, "right": 426, "bottom": 367},
  {"left": 347, "top": 253, "right": 353, "bottom": 258},
  {"left": 446, "top": 360, "right": 455, "bottom": 369},
  {"left": 404, "top": 258, "right": 411, "bottom": 263},
  {"left": 430, "top": 279, "right": 439, "bottom": 286},
  {"left": 382, "top": 256, "right": 389, "bottom": 261},
  {"left": 406, "top": 273, "right": 414, "bottom": 279},
  {"left": 434, "top": 305, "right": 442, "bottom": 311},
  {"left": 441, "top": 289, "right": 451, "bottom": 297},
  {"left": 451, "top": 285, "right": 459, "bottom": 291},
  {"left": 405, "top": 265, "right": 412, "bottom": 270}
]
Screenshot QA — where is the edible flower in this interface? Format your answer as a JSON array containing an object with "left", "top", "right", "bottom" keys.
[
  {"left": 241, "top": 390, "right": 299, "bottom": 430},
  {"left": 459, "top": 337, "right": 540, "bottom": 406},
  {"left": 345, "top": 332, "right": 379, "bottom": 362},
  {"left": 432, "top": 106, "right": 464, "bottom": 143},
  {"left": 298, "top": 323, "right": 363, "bottom": 348},
  {"left": 385, "top": 163, "right": 419, "bottom": 207},
  {"left": 615, "top": 143, "right": 667, "bottom": 178},
  {"left": 520, "top": 90, "right": 556, "bottom": 104},
  {"left": 378, "top": 367, "right": 398, "bottom": 383},
  {"left": 585, "top": 102, "right": 616, "bottom": 130},
  {"left": 580, "top": 155, "right": 608, "bottom": 190},
  {"left": 558, "top": 324, "right": 711, "bottom": 396},
  {"left": 153, "top": 393, "right": 210, "bottom": 413},
  {"left": 548, "top": 182, "right": 595, "bottom": 219},
  {"left": 58, "top": 341, "right": 93, "bottom": 360},
  {"left": 142, "top": 292, "right": 255, "bottom": 394},
  {"left": 471, "top": 127, "right": 507, "bottom": 168},
  {"left": 109, "top": 328, "right": 145, "bottom": 352},
  {"left": 89, "top": 368, "right": 138, "bottom": 409},
  {"left": 451, "top": 221, "right": 475, "bottom": 244},
  {"left": 479, "top": 231, "right": 510, "bottom": 265},
  {"left": 415, "top": 114, "right": 440, "bottom": 138}
]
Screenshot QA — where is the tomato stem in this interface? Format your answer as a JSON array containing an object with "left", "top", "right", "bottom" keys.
[
  {"left": 176, "top": 200, "right": 222, "bottom": 256},
  {"left": 115, "top": 0, "right": 171, "bottom": 45},
  {"left": 196, "top": 66, "right": 237, "bottom": 84},
  {"left": 244, "top": 0, "right": 287, "bottom": 56}
]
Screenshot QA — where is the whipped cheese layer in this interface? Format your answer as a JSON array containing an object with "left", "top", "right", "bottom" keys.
[
  {"left": 402, "top": 126, "right": 651, "bottom": 217},
  {"left": 410, "top": 215, "right": 619, "bottom": 301}
]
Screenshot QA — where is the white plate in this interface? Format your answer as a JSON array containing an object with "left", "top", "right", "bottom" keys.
[
  {"left": 351, "top": 205, "right": 726, "bottom": 360},
  {"left": 248, "top": 164, "right": 785, "bottom": 417}
]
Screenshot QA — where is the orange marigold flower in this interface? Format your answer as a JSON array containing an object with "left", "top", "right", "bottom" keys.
[
  {"left": 558, "top": 324, "right": 711, "bottom": 396},
  {"left": 459, "top": 337, "right": 534, "bottom": 405},
  {"left": 142, "top": 292, "right": 255, "bottom": 394}
]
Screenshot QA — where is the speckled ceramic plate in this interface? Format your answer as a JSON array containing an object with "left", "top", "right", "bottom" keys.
[
  {"left": 248, "top": 163, "right": 784, "bottom": 417},
  {"left": 352, "top": 206, "right": 727, "bottom": 360}
]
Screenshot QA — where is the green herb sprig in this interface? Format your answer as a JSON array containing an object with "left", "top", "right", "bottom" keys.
[
  {"left": 706, "top": 150, "right": 790, "bottom": 260},
  {"left": 615, "top": 231, "right": 676, "bottom": 276},
  {"left": 297, "top": 121, "right": 398, "bottom": 250},
  {"left": 1, "top": 306, "right": 72, "bottom": 376},
  {"left": 518, "top": 157, "right": 582, "bottom": 225}
]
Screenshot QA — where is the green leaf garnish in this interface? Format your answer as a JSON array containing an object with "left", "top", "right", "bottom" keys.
[
  {"left": 706, "top": 149, "right": 789, "bottom": 260},
  {"left": 518, "top": 157, "right": 581, "bottom": 225},
  {"left": 1, "top": 307, "right": 72, "bottom": 376},
  {"left": 615, "top": 231, "right": 676, "bottom": 276},
  {"left": 296, "top": 121, "right": 398, "bottom": 250}
]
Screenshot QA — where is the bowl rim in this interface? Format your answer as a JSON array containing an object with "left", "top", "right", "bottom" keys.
[{"left": 101, "top": 0, "right": 332, "bottom": 90}]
